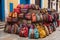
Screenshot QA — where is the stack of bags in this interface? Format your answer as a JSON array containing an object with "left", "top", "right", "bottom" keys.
[{"left": 4, "top": 4, "right": 59, "bottom": 39}]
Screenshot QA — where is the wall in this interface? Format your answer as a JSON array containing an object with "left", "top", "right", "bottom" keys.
[
  {"left": 42, "top": 0, "right": 48, "bottom": 8},
  {"left": 30, "top": 0, "right": 35, "bottom": 4},
  {"left": 5, "top": 0, "right": 18, "bottom": 21},
  {"left": 58, "top": 0, "right": 60, "bottom": 13}
]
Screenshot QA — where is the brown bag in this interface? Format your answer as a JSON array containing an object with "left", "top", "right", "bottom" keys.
[{"left": 11, "top": 24, "right": 18, "bottom": 34}]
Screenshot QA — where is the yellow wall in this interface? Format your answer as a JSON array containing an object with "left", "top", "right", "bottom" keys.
[
  {"left": 7, "top": 0, "right": 18, "bottom": 13},
  {"left": 44, "top": 0, "right": 48, "bottom": 8}
]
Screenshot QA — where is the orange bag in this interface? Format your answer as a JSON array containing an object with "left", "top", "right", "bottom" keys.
[{"left": 32, "top": 13, "right": 36, "bottom": 22}]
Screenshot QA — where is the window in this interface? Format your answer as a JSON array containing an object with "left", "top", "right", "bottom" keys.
[{"left": 10, "top": 3, "right": 13, "bottom": 12}]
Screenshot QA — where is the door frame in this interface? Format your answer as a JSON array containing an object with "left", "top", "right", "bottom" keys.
[{"left": 1, "top": 0, "right": 5, "bottom": 21}]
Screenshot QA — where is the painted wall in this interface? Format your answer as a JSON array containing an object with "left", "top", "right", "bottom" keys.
[
  {"left": 58, "top": 0, "right": 60, "bottom": 13},
  {"left": 42, "top": 0, "right": 48, "bottom": 8},
  {"left": 5, "top": 0, "right": 18, "bottom": 21},
  {"left": 30, "top": 0, "right": 35, "bottom": 4}
]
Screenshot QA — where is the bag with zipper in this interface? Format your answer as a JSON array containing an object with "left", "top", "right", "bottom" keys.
[
  {"left": 16, "top": 24, "right": 23, "bottom": 34},
  {"left": 40, "top": 14, "right": 43, "bottom": 22},
  {"left": 29, "top": 28, "right": 34, "bottom": 39},
  {"left": 25, "top": 13, "right": 31, "bottom": 20},
  {"left": 18, "top": 13, "right": 24, "bottom": 19},
  {"left": 36, "top": 24, "right": 46, "bottom": 38},
  {"left": 14, "top": 8, "right": 20, "bottom": 14},
  {"left": 19, "top": 24, "right": 28, "bottom": 37},
  {"left": 43, "top": 25, "right": 49, "bottom": 36},
  {"left": 44, "top": 23, "right": 52, "bottom": 34},
  {"left": 36, "top": 13, "right": 40, "bottom": 21},
  {"left": 11, "top": 24, "right": 18, "bottom": 34},
  {"left": 32, "top": 13, "right": 36, "bottom": 22},
  {"left": 12, "top": 12, "right": 18, "bottom": 23},
  {"left": 4, "top": 24, "right": 12, "bottom": 33},
  {"left": 34, "top": 28, "right": 39, "bottom": 39}
]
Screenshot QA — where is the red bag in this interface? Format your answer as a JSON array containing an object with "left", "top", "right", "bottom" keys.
[
  {"left": 14, "top": 8, "right": 20, "bottom": 14},
  {"left": 32, "top": 13, "right": 36, "bottom": 22},
  {"left": 17, "top": 4, "right": 21, "bottom": 8},
  {"left": 48, "top": 14, "right": 52, "bottom": 22},
  {"left": 19, "top": 26, "right": 28, "bottom": 37}
]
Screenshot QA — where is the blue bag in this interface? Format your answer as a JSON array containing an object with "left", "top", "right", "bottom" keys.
[{"left": 34, "top": 28, "right": 39, "bottom": 39}]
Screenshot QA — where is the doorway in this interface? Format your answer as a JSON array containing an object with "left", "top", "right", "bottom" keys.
[
  {"left": 0, "top": 0, "right": 5, "bottom": 21},
  {"left": 35, "top": 0, "right": 42, "bottom": 8}
]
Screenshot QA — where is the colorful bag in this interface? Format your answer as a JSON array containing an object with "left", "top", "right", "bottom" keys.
[
  {"left": 29, "top": 28, "right": 34, "bottom": 38},
  {"left": 43, "top": 14, "right": 47, "bottom": 22},
  {"left": 4, "top": 24, "right": 11, "bottom": 33},
  {"left": 36, "top": 14, "right": 40, "bottom": 21},
  {"left": 52, "top": 22, "right": 56, "bottom": 31},
  {"left": 48, "top": 14, "right": 53, "bottom": 22},
  {"left": 25, "top": 13, "right": 31, "bottom": 20},
  {"left": 34, "top": 28, "right": 39, "bottom": 39},
  {"left": 12, "top": 12, "right": 18, "bottom": 23},
  {"left": 17, "top": 4, "right": 21, "bottom": 8},
  {"left": 16, "top": 24, "right": 22, "bottom": 34},
  {"left": 44, "top": 23, "right": 52, "bottom": 34},
  {"left": 19, "top": 26, "right": 28, "bottom": 37},
  {"left": 7, "top": 17, "right": 12, "bottom": 23},
  {"left": 11, "top": 24, "right": 18, "bottom": 34},
  {"left": 14, "top": 8, "right": 20, "bottom": 14},
  {"left": 24, "top": 4, "right": 29, "bottom": 9},
  {"left": 32, "top": 13, "right": 36, "bottom": 22},
  {"left": 43, "top": 25, "right": 49, "bottom": 36},
  {"left": 36, "top": 24, "right": 46, "bottom": 38},
  {"left": 40, "top": 14, "right": 43, "bottom": 22},
  {"left": 18, "top": 13, "right": 24, "bottom": 18}
]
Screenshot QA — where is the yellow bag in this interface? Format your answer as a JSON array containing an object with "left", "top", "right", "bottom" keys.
[{"left": 36, "top": 24, "right": 46, "bottom": 38}]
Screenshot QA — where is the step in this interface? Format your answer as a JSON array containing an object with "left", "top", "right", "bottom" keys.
[
  {"left": 0, "top": 22, "right": 5, "bottom": 29},
  {"left": 0, "top": 26, "right": 5, "bottom": 29}
]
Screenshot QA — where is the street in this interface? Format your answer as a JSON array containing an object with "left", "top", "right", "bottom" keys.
[{"left": 0, "top": 26, "right": 60, "bottom": 40}]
